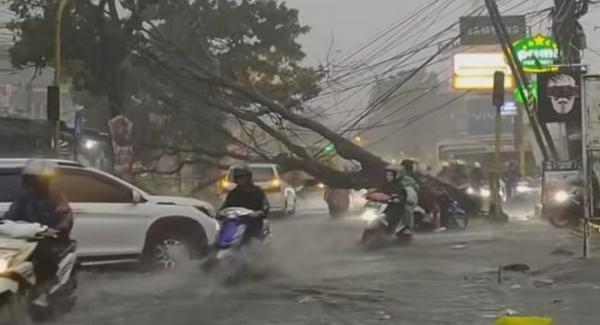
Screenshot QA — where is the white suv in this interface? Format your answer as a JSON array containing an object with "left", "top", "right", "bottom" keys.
[{"left": 0, "top": 159, "right": 219, "bottom": 267}]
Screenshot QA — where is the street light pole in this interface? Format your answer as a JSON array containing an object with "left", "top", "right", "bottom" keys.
[{"left": 50, "top": 0, "right": 71, "bottom": 156}]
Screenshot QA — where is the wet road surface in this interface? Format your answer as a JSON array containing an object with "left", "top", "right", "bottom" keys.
[{"left": 60, "top": 205, "right": 598, "bottom": 325}]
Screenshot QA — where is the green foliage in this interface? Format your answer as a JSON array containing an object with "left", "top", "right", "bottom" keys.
[{"left": 6, "top": 0, "right": 321, "bottom": 109}]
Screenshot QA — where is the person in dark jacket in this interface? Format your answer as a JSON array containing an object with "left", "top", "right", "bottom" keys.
[
  {"left": 2, "top": 159, "right": 73, "bottom": 306},
  {"left": 469, "top": 162, "right": 485, "bottom": 190},
  {"left": 221, "top": 165, "right": 270, "bottom": 242},
  {"left": 374, "top": 166, "right": 407, "bottom": 232}
]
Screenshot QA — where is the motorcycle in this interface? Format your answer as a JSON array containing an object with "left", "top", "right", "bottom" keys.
[
  {"left": 543, "top": 187, "right": 583, "bottom": 228},
  {"left": 413, "top": 199, "right": 468, "bottom": 231},
  {"left": 203, "top": 207, "right": 271, "bottom": 283},
  {"left": 0, "top": 220, "right": 77, "bottom": 323},
  {"left": 360, "top": 193, "right": 410, "bottom": 248}
]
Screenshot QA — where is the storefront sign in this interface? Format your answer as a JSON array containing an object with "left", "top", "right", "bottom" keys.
[
  {"left": 452, "top": 53, "right": 514, "bottom": 90},
  {"left": 467, "top": 97, "right": 513, "bottom": 135},
  {"left": 501, "top": 101, "right": 517, "bottom": 116},
  {"left": 514, "top": 34, "right": 559, "bottom": 73},
  {"left": 459, "top": 16, "right": 526, "bottom": 45}
]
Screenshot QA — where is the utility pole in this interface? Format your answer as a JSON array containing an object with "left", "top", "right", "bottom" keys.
[
  {"left": 492, "top": 71, "right": 506, "bottom": 221},
  {"left": 552, "top": 0, "right": 589, "bottom": 257},
  {"left": 484, "top": 0, "right": 559, "bottom": 162},
  {"left": 49, "top": 0, "right": 72, "bottom": 156},
  {"left": 552, "top": 0, "right": 588, "bottom": 160}
]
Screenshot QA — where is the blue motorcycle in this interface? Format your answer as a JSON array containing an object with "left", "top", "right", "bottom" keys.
[
  {"left": 203, "top": 207, "right": 271, "bottom": 282},
  {"left": 445, "top": 199, "right": 468, "bottom": 229}
]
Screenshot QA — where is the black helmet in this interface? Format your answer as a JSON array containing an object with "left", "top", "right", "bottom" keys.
[{"left": 232, "top": 165, "right": 252, "bottom": 180}]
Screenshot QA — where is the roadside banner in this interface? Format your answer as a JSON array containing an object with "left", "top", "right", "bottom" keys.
[
  {"left": 108, "top": 115, "right": 134, "bottom": 177},
  {"left": 537, "top": 68, "right": 582, "bottom": 123},
  {"left": 584, "top": 76, "right": 600, "bottom": 147}
]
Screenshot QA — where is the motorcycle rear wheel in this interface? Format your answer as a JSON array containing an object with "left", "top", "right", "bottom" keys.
[
  {"left": 361, "top": 228, "right": 386, "bottom": 249},
  {"left": 549, "top": 211, "right": 571, "bottom": 228}
]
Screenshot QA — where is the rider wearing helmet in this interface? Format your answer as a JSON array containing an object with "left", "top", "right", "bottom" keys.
[
  {"left": 469, "top": 162, "right": 485, "bottom": 189},
  {"left": 2, "top": 159, "right": 73, "bottom": 305},
  {"left": 222, "top": 165, "right": 270, "bottom": 240},
  {"left": 396, "top": 166, "right": 419, "bottom": 235},
  {"left": 374, "top": 165, "right": 407, "bottom": 233}
]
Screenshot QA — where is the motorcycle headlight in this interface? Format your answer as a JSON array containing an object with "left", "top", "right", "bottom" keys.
[
  {"left": 554, "top": 190, "right": 570, "bottom": 203},
  {"left": 480, "top": 189, "right": 491, "bottom": 198},
  {"left": 0, "top": 257, "right": 12, "bottom": 273},
  {"left": 360, "top": 210, "right": 378, "bottom": 222}
]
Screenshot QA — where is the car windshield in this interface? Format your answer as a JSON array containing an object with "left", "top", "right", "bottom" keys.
[
  {"left": 250, "top": 167, "right": 276, "bottom": 182},
  {"left": 228, "top": 166, "right": 275, "bottom": 183},
  {"left": 0, "top": 170, "right": 23, "bottom": 203}
]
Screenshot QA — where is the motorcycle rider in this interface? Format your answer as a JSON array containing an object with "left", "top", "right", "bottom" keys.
[
  {"left": 1, "top": 159, "right": 73, "bottom": 306},
  {"left": 397, "top": 166, "right": 419, "bottom": 235},
  {"left": 221, "top": 165, "right": 270, "bottom": 242},
  {"left": 373, "top": 166, "right": 407, "bottom": 232},
  {"left": 503, "top": 161, "right": 519, "bottom": 199},
  {"left": 469, "top": 162, "right": 485, "bottom": 190}
]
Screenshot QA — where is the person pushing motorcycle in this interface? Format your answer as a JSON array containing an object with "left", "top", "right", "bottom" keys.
[
  {"left": 1, "top": 159, "right": 73, "bottom": 306},
  {"left": 221, "top": 165, "right": 270, "bottom": 242}
]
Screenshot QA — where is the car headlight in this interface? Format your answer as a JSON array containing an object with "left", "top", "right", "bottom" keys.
[
  {"left": 480, "top": 189, "right": 491, "bottom": 198},
  {"left": 554, "top": 190, "right": 570, "bottom": 203},
  {"left": 466, "top": 187, "right": 475, "bottom": 195}
]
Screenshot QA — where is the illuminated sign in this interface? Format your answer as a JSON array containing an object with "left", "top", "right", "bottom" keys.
[
  {"left": 514, "top": 82, "right": 539, "bottom": 105},
  {"left": 501, "top": 101, "right": 517, "bottom": 116},
  {"left": 459, "top": 16, "right": 526, "bottom": 45},
  {"left": 514, "top": 34, "right": 559, "bottom": 73},
  {"left": 452, "top": 53, "right": 514, "bottom": 90}
]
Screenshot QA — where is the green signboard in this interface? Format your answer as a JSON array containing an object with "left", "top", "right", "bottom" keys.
[
  {"left": 514, "top": 82, "right": 539, "bottom": 105},
  {"left": 514, "top": 34, "right": 559, "bottom": 73}
]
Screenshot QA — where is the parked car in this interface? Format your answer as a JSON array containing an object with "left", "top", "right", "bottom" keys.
[
  {"left": 0, "top": 159, "right": 219, "bottom": 268},
  {"left": 220, "top": 163, "right": 297, "bottom": 215}
]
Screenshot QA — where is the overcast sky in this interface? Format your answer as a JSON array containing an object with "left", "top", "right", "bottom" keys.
[{"left": 285, "top": 0, "right": 600, "bottom": 68}]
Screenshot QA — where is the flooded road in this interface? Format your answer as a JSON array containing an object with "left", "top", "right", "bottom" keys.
[{"left": 61, "top": 204, "right": 597, "bottom": 325}]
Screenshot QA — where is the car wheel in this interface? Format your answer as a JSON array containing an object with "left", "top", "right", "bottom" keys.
[{"left": 144, "top": 229, "right": 206, "bottom": 270}]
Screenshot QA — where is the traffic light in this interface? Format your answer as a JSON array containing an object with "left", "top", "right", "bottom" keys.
[
  {"left": 324, "top": 143, "right": 335, "bottom": 153},
  {"left": 492, "top": 71, "right": 505, "bottom": 107},
  {"left": 47, "top": 85, "right": 60, "bottom": 121}
]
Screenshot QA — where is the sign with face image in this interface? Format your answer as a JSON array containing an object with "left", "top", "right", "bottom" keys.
[{"left": 537, "top": 69, "right": 582, "bottom": 123}]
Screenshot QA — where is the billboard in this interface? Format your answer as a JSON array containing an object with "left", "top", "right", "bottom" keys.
[
  {"left": 452, "top": 53, "right": 514, "bottom": 90},
  {"left": 513, "top": 34, "right": 559, "bottom": 73},
  {"left": 467, "top": 97, "right": 513, "bottom": 135},
  {"left": 537, "top": 68, "right": 582, "bottom": 123},
  {"left": 459, "top": 16, "right": 526, "bottom": 46}
]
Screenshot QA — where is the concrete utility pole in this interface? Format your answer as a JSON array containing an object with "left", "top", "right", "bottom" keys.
[
  {"left": 49, "top": 0, "right": 73, "bottom": 156},
  {"left": 552, "top": 0, "right": 589, "bottom": 160},
  {"left": 552, "top": 0, "right": 590, "bottom": 257},
  {"left": 483, "top": 0, "right": 558, "bottom": 162}
]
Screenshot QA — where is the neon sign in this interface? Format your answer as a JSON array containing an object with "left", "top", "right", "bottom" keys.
[{"left": 514, "top": 34, "right": 559, "bottom": 73}]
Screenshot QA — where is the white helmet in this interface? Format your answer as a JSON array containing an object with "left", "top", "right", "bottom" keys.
[{"left": 22, "top": 159, "right": 58, "bottom": 177}]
